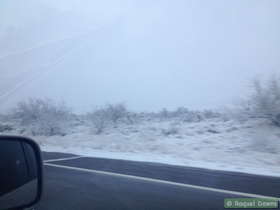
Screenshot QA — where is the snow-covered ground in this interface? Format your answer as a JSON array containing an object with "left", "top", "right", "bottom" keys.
[{"left": 16, "top": 118, "right": 279, "bottom": 177}]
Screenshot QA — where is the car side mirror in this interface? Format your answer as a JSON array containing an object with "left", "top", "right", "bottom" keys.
[{"left": 0, "top": 136, "right": 43, "bottom": 210}]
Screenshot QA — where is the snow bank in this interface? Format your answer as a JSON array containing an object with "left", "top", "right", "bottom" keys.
[
  {"left": 2, "top": 118, "right": 280, "bottom": 177},
  {"left": 27, "top": 118, "right": 279, "bottom": 177}
]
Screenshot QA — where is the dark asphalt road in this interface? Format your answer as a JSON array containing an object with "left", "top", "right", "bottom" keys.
[{"left": 36, "top": 152, "right": 280, "bottom": 210}]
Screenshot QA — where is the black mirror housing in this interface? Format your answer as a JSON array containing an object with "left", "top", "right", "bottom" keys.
[{"left": 0, "top": 136, "right": 43, "bottom": 210}]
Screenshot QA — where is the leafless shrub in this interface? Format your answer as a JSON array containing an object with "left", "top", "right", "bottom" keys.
[
  {"left": 244, "top": 76, "right": 280, "bottom": 126},
  {"left": 87, "top": 109, "right": 109, "bottom": 134},
  {"left": 161, "top": 126, "right": 179, "bottom": 136},
  {"left": 87, "top": 103, "right": 133, "bottom": 134},
  {"left": 106, "top": 104, "right": 128, "bottom": 123},
  {"left": 13, "top": 98, "right": 72, "bottom": 136},
  {"left": 157, "top": 107, "right": 220, "bottom": 122}
]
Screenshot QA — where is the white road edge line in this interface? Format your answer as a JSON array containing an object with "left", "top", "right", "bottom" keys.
[
  {"left": 44, "top": 156, "right": 83, "bottom": 163},
  {"left": 45, "top": 163, "right": 280, "bottom": 200}
]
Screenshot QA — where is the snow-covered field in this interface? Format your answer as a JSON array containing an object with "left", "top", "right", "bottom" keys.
[{"left": 15, "top": 118, "right": 279, "bottom": 177}]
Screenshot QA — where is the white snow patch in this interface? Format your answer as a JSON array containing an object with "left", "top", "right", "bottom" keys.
[{"left": 4, "top": 118, "right": 280, "bottom": 177}]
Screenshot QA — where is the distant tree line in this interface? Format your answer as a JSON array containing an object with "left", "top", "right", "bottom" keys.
[{"left": 1, "top": 74, "right": 279, "bottom": 136}]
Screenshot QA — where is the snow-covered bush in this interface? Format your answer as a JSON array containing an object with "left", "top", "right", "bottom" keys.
[
  {"left": 13, "top": 98, "right": 72, "bottom": 136},
  {"left": 181, "top": 111, "right": 203, "bottom": 122},
  {"left": 156, "top": 107, "right": 220, "bottom": 122},
  {"left": 246, "top": 77, "right": 280, "bottom": 126},
  {"left": 161, "top": 126, "right": 179, "bottom": 136},
  {"left": 106, "top": 104, "right": 128, "bottom": 123},
  {"left": 202, "top": 110, "right": 221, "bottom": 119},
  {"left": 87, "top": 103, "right": 133, "bottom": 134},
  {"left": 87, "top": 109, "right": 110, "bottom": 134},
  {"left": 158, "top": 108, "right": 172, "bottom": 120}
]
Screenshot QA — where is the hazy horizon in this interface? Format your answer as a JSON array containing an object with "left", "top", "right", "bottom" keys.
[{"left": 0, "top": 0, "right": 279, "bottom": 113}]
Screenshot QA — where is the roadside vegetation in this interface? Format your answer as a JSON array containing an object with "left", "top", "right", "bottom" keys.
[
  {"left": 244, "top": 77, "right": 280, "bottom": 126},
  {"left": 9, "top": 98, "right": 73, "bottom": 136},
  {"left": 0, "top": 75, "right": 279, "bottom": 176},
  {"left": 1, "top": 75, "right": 279, "bottom": 136}
]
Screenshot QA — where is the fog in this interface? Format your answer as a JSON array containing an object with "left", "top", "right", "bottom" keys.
[{"left": 0, "top": 0, "right": 279, "bottom": 112}]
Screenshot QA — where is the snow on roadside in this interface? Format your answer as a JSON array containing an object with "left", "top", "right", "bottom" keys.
[
  {"left": 2, "top": 118, "right": 280, "bottom": 177},
  {"left": 31, "top": 118, "right": 280, "bottom": 177}
]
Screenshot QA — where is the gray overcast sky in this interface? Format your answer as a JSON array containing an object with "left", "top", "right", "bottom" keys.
[{"left": 0, "top": 0, "right": 279, "bottom": 112}]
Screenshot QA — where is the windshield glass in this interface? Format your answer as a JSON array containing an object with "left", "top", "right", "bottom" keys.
[{"left": 0, "top": 1, "right": 279, "bottom": 209}]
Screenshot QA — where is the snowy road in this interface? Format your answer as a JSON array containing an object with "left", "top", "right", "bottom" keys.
[{"left": 36, "top": 152, "right": 280, "bottom": 210}]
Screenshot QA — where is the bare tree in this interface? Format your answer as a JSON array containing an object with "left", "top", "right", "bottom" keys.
[
  {"left": 87, "top": 103, "right": 131, "bottom": 134},
  {"left": 13, "top": 98, "right": 72, "bottom": 136},
  {"left": 87, "top": 109, "right": 110, "bottom": 134},
  {"left": 246, "top": 76, "right": 280, "bottom": 126},
  {"left": 106, "top": 104, "right": 128, "bottom": 124}
]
